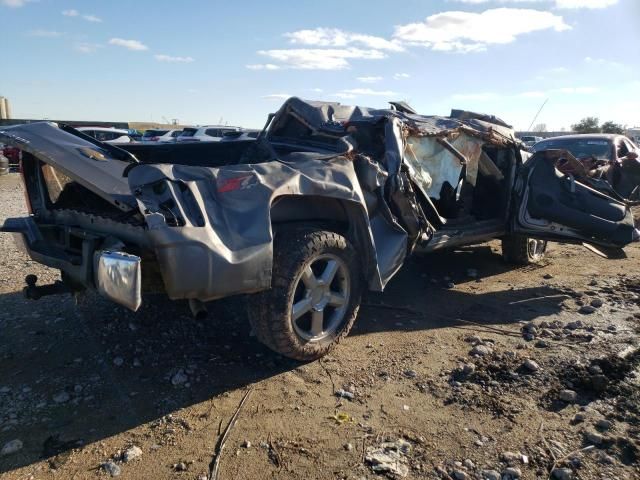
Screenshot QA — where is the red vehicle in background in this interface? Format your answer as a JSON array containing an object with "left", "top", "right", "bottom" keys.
[{"left": 2, "top": 145, "right": 21, "bottom": 165}]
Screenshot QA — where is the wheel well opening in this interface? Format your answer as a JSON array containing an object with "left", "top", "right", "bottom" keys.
[
  {"left": 270, "top": 195, "right": 377, "bottom": 286},
  {"left": 270, "top": 195, "right": 349, "bottom": 234}
]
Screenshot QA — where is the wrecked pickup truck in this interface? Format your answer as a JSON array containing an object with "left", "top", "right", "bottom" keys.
[{"left": 1, "top": 98, "right": 638, "bottom": 361}]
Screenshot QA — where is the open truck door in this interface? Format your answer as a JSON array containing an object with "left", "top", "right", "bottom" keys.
[{"left": 512, "top": 149, "right": 639, "bottom": 257}]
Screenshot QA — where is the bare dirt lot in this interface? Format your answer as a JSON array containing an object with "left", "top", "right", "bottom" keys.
[{"left": 1, "top": 171, "right": 639, "bottom": 480}]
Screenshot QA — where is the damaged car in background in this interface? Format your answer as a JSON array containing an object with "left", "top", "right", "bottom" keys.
[
  {"left": 0, "top": 150, "right": 8, "bottom": 175},
  {"left": 1, "top": 98, "right": 639, "bottom": 361},
  {"left": 531, "top": 134, "right": 640, "bottom": 203}
]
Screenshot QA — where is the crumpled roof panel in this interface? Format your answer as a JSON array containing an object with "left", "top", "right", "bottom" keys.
[{"left": 271, "top": 97, "right": 517, "bottom": 144}]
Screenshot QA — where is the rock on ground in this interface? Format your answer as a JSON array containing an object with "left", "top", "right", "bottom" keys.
[
  {"left": 481, "top": 470, "right": 500, "bottom": 480},
  {"left": 122, "top": 445, "right": 143, "bottom": 462},
  {"left": 523, "top": 359, "right": 540, "bottom": 372},
  {"left": 502, "top": 467, "right": 522, "bottom": 479},
  {"left": 1, "top": 439, "right": 23, "bottom": 456},
  {"left": 101, "top": 461, "right": 121, "bottom": 477},
  {"left": 471, "top": 345, "right": 492, "bottom": 356},
  {"left": 365, "top": 439, "right": 411, "bottom": 478},
  {"left": 53, "top": 391, "right": 70, "bottom": 403},
  {"left": 171, "top": 369, "right": 188, "bottom": 386},
  {"left": 559, "top": 389, "right": 577, "bottom": 402},
  {"left": 552, "top": 467, "right": 573, "bottom": 480}
]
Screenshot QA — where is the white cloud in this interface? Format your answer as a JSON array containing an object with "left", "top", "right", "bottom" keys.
[
  {"left": 584, "top": 56, "right": 625, "bottom": 69},
  {"left": 519, "top": 91, "right": 547, "bottom": 98},
  {"left": 28, "top": 29, "right": 63, "bottom": 37},
  {"left": 332, "top": 93, "right": 357, "bottom": 99},
  {"left": 285, "top": 27, "right": 404, "bottom": 52},
  {"left": 393, "top": 73, "right": 411, "bottom": 80},
  {"left": 453, "top": 0, "right": 542, "bottom": 3},
  {"left": 246, "top": 63, "right": 280, "bottom": 70},
  {"left": 263, "top": 94, "right": 291, "bottom": 100},
  {"left": 555, "top": 0, "right": 617, "bottom": 8},
  {"left": 452, "top": 0, "right": 617, "bottom": 7},
  {"left": 556, "top": 86, "right": 598, "bottom": 94},
  {"left": 82, "top": 14, "right": 102, "bottom": 22},
  {"left": 108, "top": 38, "right": 148, "bottom": 51},
  {"left": 310, "top": 88, "right": 324, "bottom": 93},
  {"left": 63, "top": 10, "right": 102, "bottom": 22},
  {"left": 337, "top": 88, "right": 398, "bottom": 97},
  {"left": 357, "top": 76, "right": 383, "bottom": 83},
  {"left": 155, "top": 54, "right": 195, "bottom": 63},
  {"left": 74, "top": 42, "right": 102, "bottom": 54},
  {"left": 2, "top": 0, "right": 33, "bottom": 7},
  {"left": 251, "top": 7, "right": 576, "bottom": 71},
  {"left": 252, "top": 26, "right": 401, "bottom": 71},
  {"left": 394, "top": 8, "right": 570, "bottom": 53},
  {"left": 257, "top": 48, "right": 386, "bottom": 70}
]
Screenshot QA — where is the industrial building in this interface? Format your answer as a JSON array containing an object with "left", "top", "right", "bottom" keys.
[{"left": 0, "top": 96, "right": 11, "bottom": 120}]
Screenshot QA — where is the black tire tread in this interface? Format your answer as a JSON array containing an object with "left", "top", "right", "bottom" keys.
[
  {"left": 248, "top": 227, "right": 361, "bottom": 361},
  {"left": 502, "top": 235, "right": 546, "bottom": 265}
]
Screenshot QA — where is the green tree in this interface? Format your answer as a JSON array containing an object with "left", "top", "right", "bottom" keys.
[
  {"left": 601, "top": 121, "right": 624, "bottom": 134},
  {"left": 572, "top": 117, "right": 600, "bottom": 133}
]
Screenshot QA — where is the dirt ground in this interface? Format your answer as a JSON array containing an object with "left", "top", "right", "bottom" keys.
[{"left": 1, "top": 171, "right": 639, "bottom": 480}]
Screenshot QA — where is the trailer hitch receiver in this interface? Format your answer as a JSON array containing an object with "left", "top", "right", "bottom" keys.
[{"left": 23, "top": 274, "right": 70, "bottom": 300}]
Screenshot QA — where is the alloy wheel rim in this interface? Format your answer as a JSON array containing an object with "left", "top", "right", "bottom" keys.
[
  {"left": 528, "top": 239, "right": 546, "bottom": 258},
  {"left": 289, "top": 253, "right": 351, "bottom": 342}
]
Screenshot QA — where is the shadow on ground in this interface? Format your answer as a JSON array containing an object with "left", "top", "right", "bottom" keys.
[
  {"left": 0, "top": 244, "right": 566, "bottom": 473},
  {"left": 356, "top": 244, "right": 565, "bottom": 334}
]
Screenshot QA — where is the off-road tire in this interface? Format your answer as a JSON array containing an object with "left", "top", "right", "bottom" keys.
[
  {"left": 248, "top": 227, "right": 362, "bottom": 361},
  {"left": 501, "top": 235, "right": 547, "bottom": 265}
]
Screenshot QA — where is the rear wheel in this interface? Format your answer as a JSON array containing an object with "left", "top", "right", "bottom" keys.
[
  {"left": 502, "top": 235, "right": 547, "bottom": 265},
  {"left": 248, "top": 227, "right": 362, "bottom": 361}
]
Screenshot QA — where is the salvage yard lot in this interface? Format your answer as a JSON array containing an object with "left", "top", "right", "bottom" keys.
[{"left": 1, "top": 171, "right": 639, "bottom": 480}]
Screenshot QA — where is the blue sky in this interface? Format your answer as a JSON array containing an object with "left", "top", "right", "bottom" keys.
[{"left": 1, "top": 0, "right": 638, "bottom": 130}]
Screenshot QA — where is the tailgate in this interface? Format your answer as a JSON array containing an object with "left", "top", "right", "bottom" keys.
[{"left": 0, "top": 122, "right": 137, "bottom": 212}]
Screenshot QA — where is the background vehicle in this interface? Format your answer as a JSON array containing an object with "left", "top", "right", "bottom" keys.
[
  {"left": 2, "top": 144, "right": 21, "bottom": 165},
  {"left": 220, "top": 129, "right": 260, "bottom": 142},
  {"left": 520, "top": 135, "right": 543, "bottom": 149},
  {"left": 142, "top": 129, "right": 183, "bottom": 143},
  {"left": 76, "top": 127, "right": 132, "bottom": 144},
  {"left": 531, "top": 134, "right": 640, "bottom": 200},
  {"left": 177, "top": 125, "right": 242, "bottom": 142},
  {"left": 0, "top": 150, "right": 8, "bottom": 175},
  {"left": 1, "top": 99, "right": 638, "bottom": 362},
  {"left": 127, "top": 129, "right": 143, "bottom": 142}
]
